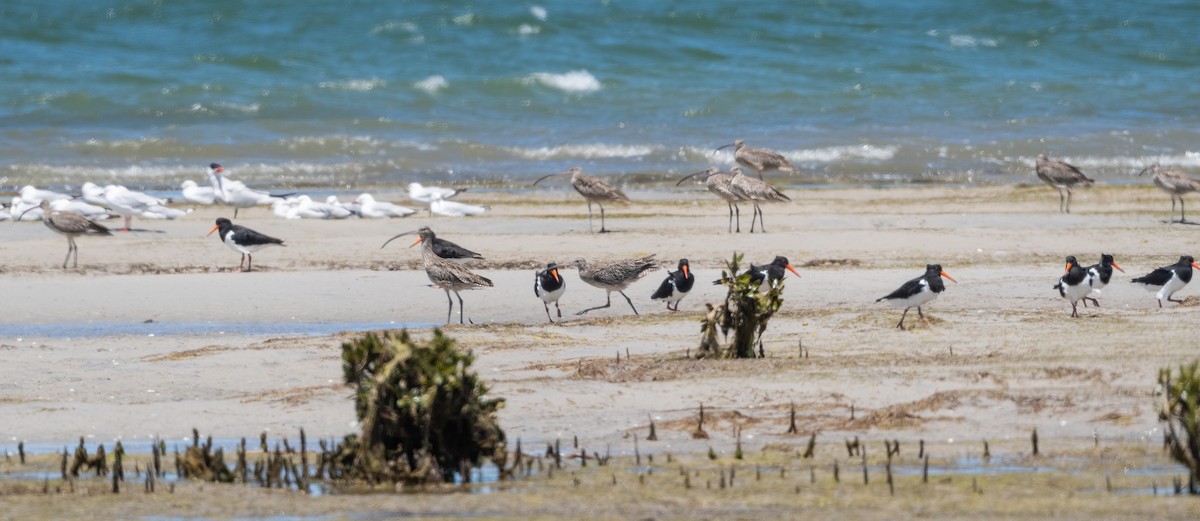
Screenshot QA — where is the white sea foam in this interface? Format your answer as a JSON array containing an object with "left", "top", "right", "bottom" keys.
[
  {"left": 530, "top": 6, "right": 547, "bottom": 21},
  {"left": 414, "top": 75, "right": 448, "bottom": 94},
  {"left": 213, "top": 101, "right": 260, "bottom": 113},
  {"left": 525, "top": 70, "right": 602, "bottom": 93},
  {"left": 517, "top": 24, "right": 540, "bottom": 36},
  {"left": 318, "top": 78, "right": 386, "bottom": 91},
  {"left": 950, "top": 34, "right": 997, "bottom": 48},
  {"left": 706, "top": 144, "right": 898, "bottom": 164},
  {"left": 508, "top": 143, "right": 656, "bottom": 160}
]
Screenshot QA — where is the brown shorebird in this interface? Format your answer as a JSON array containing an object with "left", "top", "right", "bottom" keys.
[
  {"left": 1035, "top": 153, "right": 1094, "bottom": 213},
  {"left": 20, "top": 200, "right": 112, "bottom": 269},
  {"left": 715, "top": 139, "right": 797, "bottom": 180},
  {"left": 677, "top": 167, "right": 746, "bottom": 233},
  {"left": 410, "top": 226, "right": 493, "bottom": 324},
  {"left": 207, "top": 218, "right": 285, "bottom": 272},
  {"left": 381, "top": 228, "right": 483, "bottom": 264},
  {"left": 533, "top": 167, "right": 630, "bottom": 233},
  {"left": 728, "top": 167, "right": 791, "bottom": 233},
  {"left": 1138, "top": 163, "right": 1200, "bottom": 223},
  {"left": 573, "top": 254, "right": 657, "bottom": 315}
]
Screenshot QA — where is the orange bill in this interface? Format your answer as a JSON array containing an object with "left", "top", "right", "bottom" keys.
[
  {"left": 207, "top": 224, "right": 219, "bottom": 237},
  {"left": 1111, "top": 260, "right": 1124, "bottom": 273},
  {"left": 940, "top": 270, "right": 958, "bottom": 283},
  {"left": 785, "top": 264, "right": 801, "bottom": 277}
]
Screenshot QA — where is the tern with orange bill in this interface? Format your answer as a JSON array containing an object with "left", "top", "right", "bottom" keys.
[{"left": 877, "top": 264, "right": 957, "bottom": 329}]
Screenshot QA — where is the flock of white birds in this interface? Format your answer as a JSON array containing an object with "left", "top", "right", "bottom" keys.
[{"left": 4, "top": 164, "right": 487, "bottom": 227}]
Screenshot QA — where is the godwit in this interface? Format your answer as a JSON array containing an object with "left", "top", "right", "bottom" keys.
[
  {"left": 534, "top": 262, "right": 566, "bottom": 323},
  {"left": 728, "top": 167, "right": 790, "bottom": 233},
  {"left": 409, "top": 226, "right": 494, "bottom": 324},
  {"left": 1082, "top": 253, "right": 1123, "bottom": 307},
  {"left": 877, "top": 264, "right": 957, "bottom": 329},
  {"left": 381, "top": 227, "right": 483, "bottom": 264},
  {"left": 573, "top": 255, "right": 657, "bottom": 315},
  {"left": 1138, "top": 163, "right": 1200, "bottom": 223},
  {"left": 19, "top": 200, "right": 113, "bottom": 269},
  {"left": 1053, "top": 256, "right": 1092, "bottom": 318},
  {"left": 207, "top": 217, "right": 285, "bottom": 272},
  {"left": 715, "top": 139, "right": 797, "bottom": 180},
  {"left": 651, "top": 258, "right": 695, "bottom": 311},
  {"left": 354, "top": 193, "right": 416, "bottom": 218},
  {"left": 677, "top": 167, "right": 745, "bottom": 233},
  {"left": 1131, "top": 255, "right": 1200, "bottom": 308},
  {"left": 533, "top": 167, "right": 630, "bottom": 233},
  {"left": 1035, "top": 154, "right": 1094, "bottom": 213}
]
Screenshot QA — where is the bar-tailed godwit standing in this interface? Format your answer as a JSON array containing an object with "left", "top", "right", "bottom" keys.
[
  {"left": 409, "top": 226, "right": 493, "bottom": 324},
  {"left": 20, "top": 200, "right": 112, "bottom": 269},
  {"left": 676, "top": 167, "right": 745, "bottom": 233},
  {"left": 728, "top": 167, "right": 790, "bottom": 233},
  {"left": 1082, "top": 253, "right": 1123, "bottom": 307},
  {"left": 534, "top": 262, "right": 566, "bottom": 323},
  {"left": 1035, "top": 154, "right": 1094, "bottom": 213},
  {"left": 1052, "top": 256, "right": 1093, "bottom": 318},
  {"left": 207, "top": 217, "right": 285, "bottom": 272},
  {"left": 876, "top": 264, "right": 957, "bottom": 329},
  {"left": 533, "top": 167, "right": 630, "bottom": 233},
  {"left": 651, "top": 258, "right": 695, "bottom": 311},
  {"left": 1138, "top": 163, "right": 1200, "bottom": 223},
  {"left": 573, "top": 254, "right": 657, "bottom": 315},
  {"left": 1131, "top": 255, "right": 1200, "bottom": 308},
  {"left": 715, "top": 139, "right": 797, "bottom": 180}
]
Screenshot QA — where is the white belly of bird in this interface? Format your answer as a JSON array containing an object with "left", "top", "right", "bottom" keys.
[
  {"left": 1061, "top": 279, "right": 1092, "bottom": 304},
  {"left": 887, "top": 285, "right": 937, "bottom": 309},
  {"left": 537, "top": 285, "right": 565, "bottom": 304},
  {"left": 224, "top": 233, "right": 270, "bottom": 255},
  {"left": 1155, "top": 274, "right": 1188, "bottom": 301}
]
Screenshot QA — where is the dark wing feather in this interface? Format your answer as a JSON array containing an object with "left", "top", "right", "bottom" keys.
[
  {"left": 1132, "top": 267, "right": 1172, "bottom": 286},
  {"left": 878, "top": 276, "right": 924, "bottom": 301}
]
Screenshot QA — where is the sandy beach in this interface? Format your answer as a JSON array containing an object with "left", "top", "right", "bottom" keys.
[{"left": 1, "top": 183, "right": 1197, "bottom": 458}]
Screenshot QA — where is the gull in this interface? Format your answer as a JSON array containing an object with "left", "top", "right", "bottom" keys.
[
  {"left": 355, "top": 193, "right": 417, "bottom": 218},
  {"left": 11, "top": 197, "right": 43, "bottom": 221},
  {"left": 19, "top": 185, "right": 73, "bottom": 205},
  {"left": 207, "top": 163, "right": 281, "bottom": 217},
  {"left": 180, "top": 180, "right": 217, "bottom": 205},
  {"left": 327, "top": 195, "right": 362, "bottom": 217},
  {"left": 49, "top": 199, "right": 110, "bottom": 221},
  {"left": 430, "top": 193, "right": 487, "bottom": 217},
  {"left": 292, "top": 195, "right": 353, "bottom": 219},
  {"left": 407, "top": 182, "right": 467, "bottom": 204}
]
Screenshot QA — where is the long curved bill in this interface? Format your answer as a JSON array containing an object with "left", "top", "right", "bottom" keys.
[
  {"left": 532, "top": 171, "right": 570, "bottom": 187},
  {"left": 380, "top": 230, "right": 418, "bottom": 249},
  {"left": 675, "top": 170, "right": 707, "bottom": 186},
  {"left": 941, "top": 270, "right": 958, "bottom": 283},
  {"left": 714, "top": 143, "right": 736, "bottom": 152}
]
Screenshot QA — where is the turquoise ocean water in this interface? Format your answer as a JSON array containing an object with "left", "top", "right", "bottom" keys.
[{"left": 2, "top": 1, "right": 1198, "bottom": 190}]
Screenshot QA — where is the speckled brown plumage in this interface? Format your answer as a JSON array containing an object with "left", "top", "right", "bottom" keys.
[
  {"left": 533, "top": 167, "right": 630, "bottom": 233},
  {"left": 1140, "top": 163, "right": 1200, "bottom": 223},
  {"left": 728, "top": 167, "right": 790, "bottom": 233},
  {"left": 24, "top": 199, "right": 112, "bottom": 269},
  {"left": 1035, "top": 153, "right": 1094, "bottom": 213},
  {"left": 677, "top": 167, "right": 745, "bottom": 233},
  {"left": 717, "top": 139, "right": 797, "bottom": 179},
  {"left": 415, "top": 227, "right": 493, "bottom": 324},
  {"left": 572, "top": 254, "right": 657, "bottom": 315}
]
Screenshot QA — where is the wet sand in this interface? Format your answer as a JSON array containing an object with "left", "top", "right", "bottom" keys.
[{"left": 0, "top": 183, "right": 1196, "bottom": 458}]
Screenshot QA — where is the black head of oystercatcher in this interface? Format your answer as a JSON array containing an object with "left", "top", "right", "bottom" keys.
[
  {"left": 1131, "top": 255, "right": 1200, "bottom": 308},
  {"left": 535, "top": 262, "right": 566, "bottom": 323},
  {"left": 651, "top": 258, "right": 696, "bottom": 311},
  {"left": 1081, "top": 253, "right": 1123, "bottom": 307},
  {"left": 1051, "top": 256, "right": 1092, "bottom": 318},
  {"left": 207, "top": 217, "right": 285, "bottom": 272},
  {"left": 876, "top": 264, "right": 957, "bottom": 330}
]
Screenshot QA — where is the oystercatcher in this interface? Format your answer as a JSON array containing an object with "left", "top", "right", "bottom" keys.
[
  {"left": 714, "top": 256, "right": 800, "bottom": 290},
  {"left": 207, "top": 217, "right": 285, "bottom": 272},
  {"left": 535, "top": 262, "right": 566, "bottom": 323},
  {"left": 1052, "top": 256, "right": 1093, "bottom": 318},
  {"left": 651, "top": 258, "right": 696, "bottom": 311},
  {"left": 876, "top": 264, "right": 957, "bottom": 330},
  {"left": 381, "top": 228, "right": 483, "bottom": 264},
  {"left": 1131, "top": 255, "right": 1200, "bottom": 308},
  {"left": 1082, "top": 253, "right": 1123, "bottom": 307},
  {"left": 573, "top": 255, "right": 657, "bottom": 315}
]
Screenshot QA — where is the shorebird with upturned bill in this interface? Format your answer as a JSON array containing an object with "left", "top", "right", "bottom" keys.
[
  {"left": 19, "top": 200, "right": 112, "bottom": 269},
  {"left": 877, "top": 264, "right": 957, "bottom": 329},
  {"left": 573, "top": 255, "right": 657, "bottom": 315},
  {"left": 677, "top": 167, "right": 745, "bottom": 233},
  {"left": 381, "top": 228, "right": 483, "bottom": 264},
  {"left": 715, "top": 139, "right": 797, "bottom": 180},
  {"left": 535, "top": 262, "right": 566, "bottom": 323},
  {"left": 533, "top": 167, "right": 630, "bottom": 233},
  {"left": 651, "top": 258, "right": 695, "bottom": 311},
  {"left": 1138, "top": 163, "right": 1200, "bottom": 224},
  {"left": 728, "top": 167, "right": 790, "bottom": 233},
  {"left": 1131, "top": 255, "right": 1200, "bottom": 308},
  {"left": 1035, "top": 154, "right": 1094, "bottom": 213},
  {"left": 207, "top": 217, "right": 285, "bottom": 272},
  {"left": 409, "top": 226, "right": 494, "bottom": 324},
  {"left": 1082, "top": 253, "right": 1123, "bottom": 307},
  {"left": 1052, "top": 256, "right": 1092, "bottom": 318}
]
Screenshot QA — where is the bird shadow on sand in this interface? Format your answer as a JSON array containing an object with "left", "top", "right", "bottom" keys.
[
  {"left": 115, "top": 228, "right": 168, "bottom": 234},
  {"left": 1163, "top": 220, "right": 1200, "bottom": 226}
]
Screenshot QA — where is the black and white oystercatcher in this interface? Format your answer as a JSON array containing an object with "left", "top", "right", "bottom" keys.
[
  {"left": 207, "top": 217, "right": 285, "bottom": 272},
  {"left": 409, "top": 227, "right": 494, "bottom": 324},
  {"left": 1082, "top": 253, "right": 1123, "bottom": 307},
  {"left": 1131, "top": 255, "right": 1200, "bottom": 308},
  {"left": 715, "top": 256, "right": 801, "bottom": 290},
  {"left": 534, "top": 262, "right": 566, "bottom": 323},
  {"left": 381, "top": 228, "right": 483, "bottom": 264},
  {"left": 876, "top": 264, "right": 957, "bottom": 329},
  {"left": 651, "top": 258, "right": 696, "bottom": 311},
  {"left": 1053, "top": 256, "right": 1093, "bottom": 318}
]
